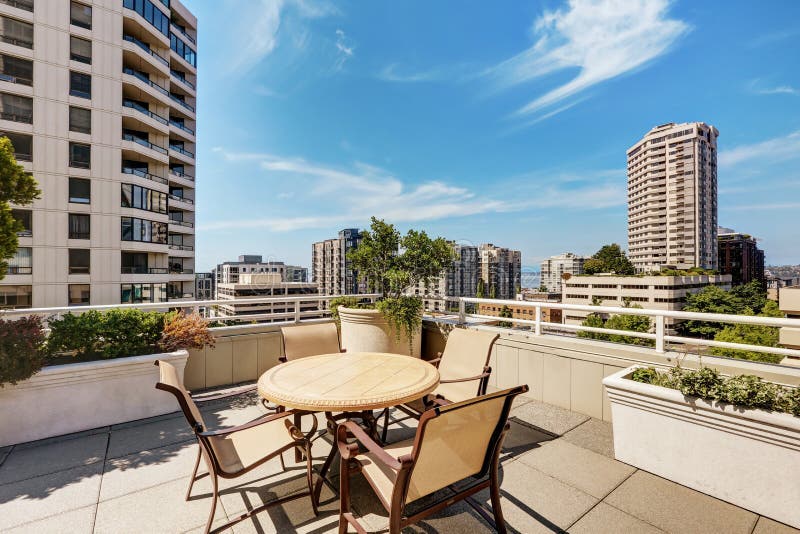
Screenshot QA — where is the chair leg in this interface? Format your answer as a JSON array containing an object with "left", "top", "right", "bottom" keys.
[
  {"left": 489, "top": 461, "right": 507, "bottom": 534},
  {"left": 204, "top": 474, "right": 219, "bottom": 534},
  {"left": 381, "top": 407, "right": 391, "bottom": 443},
  {"left": 186, "top": 446, "right": 202, "bottom": 501},
  {"left": 338, "top": 455, "right": 351, "bottom": 534},
  {"left": 279, "top": 451, "right": 286, "bottom": 471},
  {"left": 304, "top": 441, "right": 319, "bottom": 516}
]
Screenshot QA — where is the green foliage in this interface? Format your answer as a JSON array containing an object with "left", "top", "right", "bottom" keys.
[
  {"left": 489, "top": 283, "right": 497, "bottom": 299},
  {"left": 0, "top": 136, "right": 40, "bottom": 280},
  {"left": 578, "top": 303, "right": 653, "bottom": 346},
  {"left": 656, "top": 267, "right": 718, "bottom": 276},
  {"left": 710, "top": 301, "right": 783, "bottom": 363},
  {"left": 538, "top": 284, "right": 548, "bottom": 292},
  {"left": 376, "top": 296, "right": 423, "bottom": 346},
  {"left": 476, "top": 278, "right": 486, "bottom": 298},
  {"left": 583, "top": 244, "right": 635, "bottom": 275},
  {"left": 498, "top": 305, "right": 513, "bottom": 328},
  {"left": 630, "top": 366, "right": 800, "bottom": 416},
  {"left": 46, "top": 309, "right": 167, "bottom": 359},
  {"left": 0, "top": 315, "right": 46, "bottom": 386},
  {"left": 679, "top": 281, "right": 771, "bottom": 339}
]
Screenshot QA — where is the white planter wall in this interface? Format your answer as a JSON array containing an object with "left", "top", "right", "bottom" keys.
[
  {"left": 604, "top": 366, "right": 800, "bottom": 528},
  {"left": 0, "top": 350, "right": 188, "bottom": 447},
  {"left": 339, "top": 307, "right": 421, "bottom": 358}
]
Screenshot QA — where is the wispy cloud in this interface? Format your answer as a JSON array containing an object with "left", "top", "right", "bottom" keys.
[
  {"left": 719, "top": 130, "right": 800, "bottom": 167},
  {"left": 377, "top": 63, "right": 442, "bottom": 83},
  {"left": 485, "top": 0, "right": 689, "bottom": 120},
  {"left": 749, "top": 81, "right": 800, "bottom": 96},
  {"left": 204, "top": 149, "right": 623, "bottom": 232},
  {"left": 334, "top": 29, "right": 354, "bottom": 70}
]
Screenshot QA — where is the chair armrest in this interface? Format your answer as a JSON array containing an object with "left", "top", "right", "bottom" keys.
[
  {"left": 336, "top": 421, "right": 407, "bottom": 471},
  {"left": 439, "top": 371, "right": 490, "bottom": 384},
  {"left": 191, "top": 384, "right": 257, "bottom": 403},
  {"left": 198, "top": 410, "right": 299, "bottom": 438},
  {"left": 427, "top": 357, "right": 442, "bottom": 368}
]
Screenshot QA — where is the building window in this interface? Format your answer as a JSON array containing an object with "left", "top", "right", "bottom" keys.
[
  {"left": 170, "top": 32, "right": 196, "bottom": 67},
  {"left": 7, "top": 246, "right": 31, "bottom": 274},
  {"left": 69, "top": 142, "right": 90, "bottom": 168},
  {"left": 121, "top": 282, "right": 166, "bottom": 303},
  {"left": 0, "top": 15, "right": 33, "bottom": 49},
  {"left": 0, "top": 92, "right": 32, "bottom": 123},
  {"left": 121, "top": 216, "right": 167, "bottom": 244},
  {"left": 11, "top": 208, "right": 31, "bottom": 236},
  {"left": 68, "top": 284, "right": 90, "bottom": 305},
  {"left": 69, "top": 71, "right": 91, "bottom": 99},
  {"left": 68, "top": 213, "right": 90, "bottom": 239},
  {"left": 68, "top": 106, "right": 91, "bottom": 134},
  {"left": 0, "top": 131, "right": 32, "bottom": 161},
  {"left": 0, "top": 284, "right": 31, "bottom": 308},
  {"left": 70, "top": 1, "right": 92, "bottom": 30},
  {"left": 121, "top": 252, "right": 148, "bottom": 274},
  {"left": 68, "top": 249, "right": 90, "bottom": 274},
  {"left": 0, "top": 53, "right": 32, "bottom": 85},
  {"left": 122, "top": 0, "right": 169, "bottom": 36},
  {"left": 121, "top": 183, "right": 167, "bottom": 213},
  {"left": 69, "top": 35, "right": 91, "bottom": 64},
  {"left": 68, "top": 177, "right": 90, "bottom": 204}
]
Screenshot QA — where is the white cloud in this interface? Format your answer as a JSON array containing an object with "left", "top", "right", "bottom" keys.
[
  {"left": 719, "top": 131, "right": 800, "bottom": 167},
  {"left": 378, "top": 63, "right": 441, "bottom": 83},
  {"left": 486, "top": 0, "right": 689, "bottom": 119},
  {"left": 204, "top": 149, "right": 622, "bottom": 232},
  {"left": 755, "top": 85, "right": 800, "bottom": 96},
  {"left": 334, "top": 29, "right": 354, "bottom": 70}
]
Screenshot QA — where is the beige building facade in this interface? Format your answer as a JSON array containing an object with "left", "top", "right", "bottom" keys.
[
  {"left": 479, "top": 243, "right": 521, "bottom": 300},
  {"left": 215, "top": 273, "right": 322, "bottom": 320},
  {"left": 311, "top": 228, "right": 362, "bottom": 296},
  {"left": 627, "top": 122, "right": 718, "bottom": 273},
  {"left": 779, "top": 287, "right": 800, "bottom": 353},
  {"left": 1, "top": 0, "right": 197, "bottom": 308},
  {"left": 540, "top": 252, "right": 586, "bottom": 293}
]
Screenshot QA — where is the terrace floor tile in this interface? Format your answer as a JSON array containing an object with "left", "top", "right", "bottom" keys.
[
  {"left": 4, "top": 504, "right": 97, "bottom": 534},
  {"left": 567, "top": 502, "right": 665, "bottom": 533},
  {"left": 0, "top": 433, "right": 108, "bottom": 485},
  {"left": 510, "top": 399, "right": 590, "bottom": 436},
  {"left": 752, "top": 516, "right": 800, "bottom": 534},
  {"left": 562, "top": 418, "right": 615, "bottom": 459}
]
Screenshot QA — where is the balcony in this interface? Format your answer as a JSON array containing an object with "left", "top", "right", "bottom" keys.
[
  {"left": 168, "top": 143, "right": 194, "bottom": 159},
  {"left": 122, "top": 67, "right": 170, "bottom": 103},
  {"left": 122, "top": 34, "right": 169, "bottom": 68},
  {"left": 122, "top": 98, "right": 168, "bottom": 126},
  {"left": 121, "top": 266, "right": 169, "bottom": 274},
  {"left": 121, "top": 166, "right": 169, "bottom": 185},
  {"left": 169, "top": 167, "right": 194, "bottom": 182},
  {"left": 168, "top": 92, "right": 195, "bottom": 113},
  {"left": 122, "top": 132, "right": 168, "bottom": 156},
  {"left": 168, "top": 118, "right": 194, "bottom": 137},
  {"left": 169, "top": 69, "right": 195, "bottom": 91}
]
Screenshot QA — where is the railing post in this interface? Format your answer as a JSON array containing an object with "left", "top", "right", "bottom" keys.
[
  {"left": 655, "top": 314, "right": 665, "bottom": 353},
  {"left": 294, "top": 300, "right": 300, "bottom": 323},
  {"left": 534, "top": 305, "right": 542, "bottom": 336},
  {"left": 458, "top": 298, "right": 466, "bottom": 325}
]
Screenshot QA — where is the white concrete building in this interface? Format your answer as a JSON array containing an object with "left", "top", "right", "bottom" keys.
[
  {"left": 540, "top": 253, "right": 587, "bottom": 293},
  {"left": 215, "top": 273, "right": 322, "bottom": 321},
  {"left": 627, "top": 122, "right": 718, "bottom": 273},
  {"left": 1, "top": 0, "right": 198, "bottom": 308},
  {"left": 214, "top": 256, "right": 306, "bottom": 288}
]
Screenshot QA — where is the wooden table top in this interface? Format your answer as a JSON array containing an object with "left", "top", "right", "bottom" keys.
[{"left": 257, "top": 352, "right": 440, "bottom": 411}]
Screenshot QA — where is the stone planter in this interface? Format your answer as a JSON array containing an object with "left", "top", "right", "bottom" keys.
[
  {"left": 338, "top": 307, "right": 421, "bottom": 358},
  {"left": 603, "top": 365, "right": 800, "bottom": 528},
  {"left": 0, "top": 350, "right": 188, "bottom": 447}
]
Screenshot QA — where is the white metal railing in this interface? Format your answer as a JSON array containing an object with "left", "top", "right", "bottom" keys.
[{"left": 452, "top": 297, "right": 800, "bottom": 360}]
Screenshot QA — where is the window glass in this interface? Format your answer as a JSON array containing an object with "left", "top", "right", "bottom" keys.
[
  {"left": 0, "top": 16, "right": 33, "bottom": 49},
  {"left": 70, "top": 2, "right": 92, "bottom": 29},
  {"left": 0, "top": 92, "right": 32, "bottom": 123},
  {"left": 69, "top": 142, "right": 90, "bottom": 168},
  {"left": 0, "top": 131, "right": 32, "bottom": 161},
  {"left": 69, "top": 71, "right": 91, "bottom": 98},
  {"left": 0, "top": 53, "right": 32, "bottom": 85},
  {"left": 68, "top": 213, "right": 90, "bottom": 239},
  {"left": 68, "top": 106, "right": 91, "bottom": 134},
  {"left": 69, "top": 36, "right": 91, "bottom": 64},
  {"left": 68, "top": 284, "right": 90, "bottom": 305},
  {"left": 11, "top": 208, "right": 31, "bottom": 236},
  {"left": 68, "top": 177, "right": 90, "bottom": 204},
  {"left": 68, "top": 249, "right": 90, "bottom": 274},
  {"left": 0, "top": 285, "right": 32, "bottom": 308},
  {"left": 122, "top": 0, "right": 169, "bottom": 37}
]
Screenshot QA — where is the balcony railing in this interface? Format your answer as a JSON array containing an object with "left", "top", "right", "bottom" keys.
[
  {"left": 0, "top": 0, "right": 34, "bottom": 12},
  {"left": 121, "top": 166, "right": 169, "bottom": 185},
  {"left": 169, "top": 69, "right": 195, "bottom": 90},
  {"left": 0, "top": 72, "right": 32, "bottom": 86},
  {"left": 122, "top": 98, "right": 168, "bottom": 125},
  {"left": 121, "top": 266, "right": 170, "bottom": 274},
  {"left": 122, "top": 132, "right": 168, "bottom": 155},
  {"left": 170, "top": 23, "right": 196, "bottom": 45},
  {"left": 168, "top": 119, "right": 194, "bottom": 135},
  {"left": 169, "top": 243, "right": 193, "bottom": 251},
  {"left": 169, "top": 168, "right": 194, "bottom": 181},
  {"left": 122, "top": 67, "right": 169, "bottom": 96},
  {"left": 168, "top": 218, "right": 193, "bottom": 228},
  {"left": 0, "top": 111, "right": 32, "bottom": 124},
  {"left": 169, "top": 144, "right": 194, "bottom": 158},
  {"left": 168, "top": 193, "right": 193, "bottom": 204},
  {"left": 168, "top": 93, "right": 195, "bottom": 112},
  {"left": 169, "top": 267, "right": 194, "bottom": 274},
  {"left": 123, "top": 34, "right": 169, "bottom": 67}
]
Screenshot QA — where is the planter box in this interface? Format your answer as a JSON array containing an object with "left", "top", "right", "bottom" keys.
[
  {"left": 339, "top": 307, "right": 421, "bottom": 358},
  {"left": 0, "top": 350, "right": 188, "bottom": 447},
  {"left": 603, "top": 366, "right": 800, "bottom": 528}
]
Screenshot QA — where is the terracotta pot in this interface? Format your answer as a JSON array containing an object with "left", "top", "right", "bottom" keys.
[{"left": 338, "top": 307, "right": 421, "bottom": 358}]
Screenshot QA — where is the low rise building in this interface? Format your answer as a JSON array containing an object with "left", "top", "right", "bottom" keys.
[
  {"left": 718, "top": 232, "right": 765, "bottom": 286},
  {"left": 562, "top": 274, "right": 732, "bottom": 332},
  {"left": 194, "top": 272, "right": 214, "bottom": 300},
  {"left": 779, "top": 287, "right": 800, "bottom": 357},
  {"left": 215, "top": 273, "right": 322, "bottom": 321},
  {"left": 541, "top": 253, "right": 587, "bottom": 293},
  {"left": 477, "top": 303, "right": 562, "bottom": 325}
]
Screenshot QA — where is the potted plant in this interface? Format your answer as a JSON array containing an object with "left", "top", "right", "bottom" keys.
[
  {"left": 603, "top": 364, "right": 800, "bottom": 528},
  {"left": 0, "top": 310, "right": 214, "bottom": 447},
  {"left": 332, "top": 217, "right": 454, "bottom": 357}
]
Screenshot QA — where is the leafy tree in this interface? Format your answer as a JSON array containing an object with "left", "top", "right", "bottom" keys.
[
  {"left": 498, "top": 305, "right": 513, "bottom": 328},
  {"left": 730, "top": 281, "right": 768, "bottom": 315},
  {"left": 583, "top": 244, "right": 635, "bottom": 275},
  {"left": 476, "top": 278, "right": 486, "bottom": 298},
  {"left": 0, "top": 136, "right": 40, "bottom": 279},
  {"left": 489, "top": 284, "right": 497, "bottom": 299},
  {"left": 679, "top": 281, "right": 770, "bottom": 339},
  {"left": 579, "top": 302, "right": 652, "bottom": 346},
  {"left": 711, "top": 301, "right": 783, "bottom": 364},
  {"left": 538, "top": 284, "right": 548, "bottom": 292}
]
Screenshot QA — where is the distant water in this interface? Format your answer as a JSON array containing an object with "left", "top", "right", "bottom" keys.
[{"left": 521, "top": 269, "right": 540, "bottom": 290}]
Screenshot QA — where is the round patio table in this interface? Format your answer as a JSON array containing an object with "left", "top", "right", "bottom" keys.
[{"left": 257, "top": 352, "right": 439, "bottom": 499}]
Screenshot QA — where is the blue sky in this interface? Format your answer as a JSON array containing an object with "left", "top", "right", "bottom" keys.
[{"left": 185, "top": 0, "right": 800, "bottom": 271}]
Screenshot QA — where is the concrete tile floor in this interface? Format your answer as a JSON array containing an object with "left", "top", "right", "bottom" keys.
[{"left": 0, "top": 391, "right": 796, "bottom": 534}]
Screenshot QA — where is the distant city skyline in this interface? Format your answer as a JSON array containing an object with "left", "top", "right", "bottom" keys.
[{"left": 186, "top": 0, "right": 800, "bottom": 271}]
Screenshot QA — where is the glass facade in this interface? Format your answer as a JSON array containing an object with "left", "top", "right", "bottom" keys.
[
  {"left": 121, "top": 282, "right": 166, "bottom": 303},
  {"left": 121, "top": 183, "right": 167, "bottom": 213},
  {"left": 122, "top": 0, "right": 169, "bottom": 37},
  {"left": 121, "top": 216, "right": 168, "bottom": 244},
  {"left": 170, "top": 32, "right": 196, "bottom": 67}
]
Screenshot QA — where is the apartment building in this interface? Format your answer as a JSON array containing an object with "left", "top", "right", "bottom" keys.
[
  {"left": 718, "top": 232, "right": 765, "bottom": 286},
  {"left": 214, "top": 255, "right": 306, "bottom": 287},
  {"left": 194, "top": 271, "right": 213, "bottom": 300},
  {"left": 562, "top": 274, "right": 731, "bottom": 332},
  {"left": 627, "top": 122, "right": 718, "bottom": 273},
  {"left": 479, "top": 243, "right": 521, "bottom": 300},
  {"left": 406, "top": 242, "right": 479, "bottom": 312},
  {"left": 540, "top": 252, "right": 587, "bottom": 293},
  {"left": 0, "top": 0, "right": 198, "bottom": 308},
  {"left": 311, "top": 228, "right": 362, "bottom": 296},
  {"left": 215, "top": 273, "right": 322, "bottom": 321}
]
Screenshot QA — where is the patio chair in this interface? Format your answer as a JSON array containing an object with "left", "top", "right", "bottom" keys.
[
  {"left": 381, "top": 328, "right": 499, "bottom": 441},
  {"left": 280, "top": 321, "right": 344, "bottom": 361},
  {"left": 154, "top": 360, "right": 318, "bottom": 534},
  {"left": 338, "top": 384, "right": 529, "bottom": 534}
]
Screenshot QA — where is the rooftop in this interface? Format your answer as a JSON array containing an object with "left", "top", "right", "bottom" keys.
[{"left": 1, "top": 388, "right": 795, "bottom": 534}]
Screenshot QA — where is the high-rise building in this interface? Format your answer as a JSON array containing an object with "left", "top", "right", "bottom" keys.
[
  {"left": 540, "top": 253, "right": 587, "bottom": 293},
  {"left": 0, "top": 0, "right": 198, "bottom": 308},
  {"left": 479, "top": 244, "right": 521, "bottom": 300},
  {"left": 407, "top": 242, "right": 479, "bottom": 312},
  {"left": 312, "top": 228, "right": 362, "bottom": 295},
  {"left": 718, "top": 232, "right": 765, "bottom": 286},
  {"left": 194, "top": 272, "right": 214, "bottom": 300},
  {"left": 627, "top": 122, "right": 718, "bottom": 273}
]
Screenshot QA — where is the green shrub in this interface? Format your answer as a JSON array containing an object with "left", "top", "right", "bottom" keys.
[
  {"left": 46, "top": 309, "right": 167, "bottom": 359},
  {"left": 0, "top": 315, "right": 46, "bottom": 386},
  {"left": 630, "top": 366, "right": 800, "bottom": 416}
]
